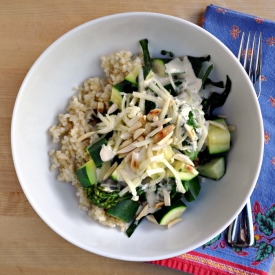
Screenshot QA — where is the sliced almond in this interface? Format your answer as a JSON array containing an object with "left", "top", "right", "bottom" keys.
[
  {"left": 184, "top": 124, "right": 195, "bottom": 141},
  {"left": 124, "top": 151, "right": 133, "bottom": 163},
  {"left": 163, "top": 189, "right": 171, "bottom": 206},
  {"left": 121, "top": 132, "right": 132, "bottom": 140},
  {"left": 150, "top": 117, "right": 172, "bottom": 127},
  {"left": 146, "top": 126, "right": 163, "bottom": 138},
  {"left": 169, "top": 99, "right": 174, "bottom": 106},
  {"left": 137, "top": 135, "right": 145, "bottom": 142},
  {"left": 118, "top": 152, "right": 128, "bottom": 159},
  {"left": 131, "top": 152, "right": 139, "bottom": 172},
  {"left": 103, "top": 162, "right": 118, "bottom": 181},
  {"left": 185, "top": 164, "right": 199, "bottom": 175},
  {"left": 97, "top": 102, "right": 104, "bottom": 113},
  {"left": 128, "top": 114, "right": 142, "bottom": 127},
  {"left": 152, "top": 116, "right": 159, "bottom": 122},
  {"left": 128, "top": 121, "right": 143, "bottom": 132},
  {"left": 107, "top": 103, "right": 118, "bottom": 114},
  {"left": 146, "top": 215, "right": 158, "bottom": 225},
  {"left": 119, "top": 138, "right": 133, "bottom": 149},
  {"left": 134, "top": 138, "right": 153, "bottom": 147},
  {"left": 133, "top": 146, "right": 143, "bottom": 153},
  {"left": 133, "top": 128, "right": 145, "bottom": 140},
  {"left": 153, "top": 124, "right": 175, "bottom": 143},
  {"left": 157, "top": 131, "right": 173, "bottom": 145},
  {"left": 143, "top": 122, "right": 152, "bottom": 135},
  {"left": 146, "top": 108, "right": 161, "bottom": 121},
  {"left": 167, "top": 218, "right": 183, "bottom": 229},
  {"left": 173, "top": 153, "right": 195, "bottom": 166},
  {"left": 139, "top": 115, "right": 146, "bottom": 125},
  {"left": 136, "top": 204, "right": 149, "bottom": 221},
  {"left": 116, "top": 143, "right": 136, "bottom": 154},
  {"left": 154, "top": 202, "right": 164, "bottom": 209},
  {"left": 152, "top": 138, "right": 173, "bottom": 151}
]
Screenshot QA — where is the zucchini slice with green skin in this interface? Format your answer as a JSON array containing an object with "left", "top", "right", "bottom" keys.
[
  {"left": 76, "top": 159, "right": 97, "bottom": 188},
  {"left": 86, "top": 138, "right": 108, "bottom": 167},
  {"left": 184, "top": 192, "right": 195, "bottom": 202},
  {"left": 111, "top": 159, "right": 126, "bottom": 181},
  {"left": 207, "top": 118, "right": 230, "bottom": 154},
  {"left": 110, "top": 87, "right": 123, "bottom": 109},
  {"left": 169, "top": 170, "right": 198, "bottom": 182},
  {"left": 107, "top": 199, "right": 140, "bottom": 223},
  {"left": 110, "top": 65, "right": 141, "bottom": 109},
  {"left": 125, "top": 65, "right": 141, "bottom": 85},
  {"left": 153, "top": 200, "right": 187, "bottom": 225},
  {"left": 197, "top": 157, "right": 226, "bottom": 180},
  {"left": 151, "top": 58, "right": 171, "bottom": 77},
  {"left": 183, "top": 176, "right": 201, "bottom": 202}
]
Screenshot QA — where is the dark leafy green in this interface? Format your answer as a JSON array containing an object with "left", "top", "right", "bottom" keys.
[
  {"left": 145, "top": 100, "right": 156, "bottom": 115},
  {"left": 201, "top": 64, "right": 213, "bottom": 87},
  {"left": 139, "top": 39, "right": 152, "bottom": 79},
  {"left": 202, "top": 75, "right": 232, "bottom": 119},
  {"left": 203, "top": 78, "right": 224, "bottom": 89},
  {"left": 188, "top": 55, "right": 211, "bottom": 77},
  {"left": 126, "top": 217, "right": 144, "bottom": 237},
  {"left": 112, "top": 80, "right": 138, "bottom": 94}
]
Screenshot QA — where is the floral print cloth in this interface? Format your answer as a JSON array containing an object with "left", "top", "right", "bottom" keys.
[{"left": 151, "top": 5, "right": 275, "bottom": 275}]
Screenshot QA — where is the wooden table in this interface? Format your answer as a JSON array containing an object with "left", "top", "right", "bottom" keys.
[{"left": 1, "top": 1, "right": 274, "bottom": 274}]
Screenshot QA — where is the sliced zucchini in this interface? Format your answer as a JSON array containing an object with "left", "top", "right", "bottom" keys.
[
  {"left": 207, "top": 119, "right": 230, "bottom": 154},
  {"left": 152, "top": 58, "right": 170, "bottom": 77},
  {"left": 145, "top": 69, "right": 154, "bottom": 80},
  {"left": 153, "top": 199, "right": 187, "bottom": 225},
  {"left": 86, "top": 138, "right": 108, "bottom": 167},
  {"left": 125, "top": 64, "right": 141, "bottom": 85},
  {"left": 184, "top": 176, "right": 201, "bottom": 201},
  {"left": 197, "top": 157, "right": 226, "bottom": 180},
  {"left": 76, "top": 159, "right": 97, "bottom": 188},
  {"left": 110, "top": 86, "right": 123, "bottom": 109},
  {"left": 184, "top": 192, "right": 195, "bottom": 202},
  {"left": 168, "top": 170, "right": 198, "bottom": 181},
  {"left": 110, "top": 65, "right": 141, "bottom": 109},
  {"left": 111, "top": 159, "right": 126, "bottom": 181},
  {"left": 107, "top": 199, "right": 140, "bottom": 223}
]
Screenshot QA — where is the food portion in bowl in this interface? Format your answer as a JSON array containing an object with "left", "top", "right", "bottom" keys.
[{"left": 49, "top": 39, "right": 233, "bottom": 237}]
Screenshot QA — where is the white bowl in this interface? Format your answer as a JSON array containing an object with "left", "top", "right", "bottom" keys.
[{"left": 11, "top": 12, "right": 263, "bottom": 261}]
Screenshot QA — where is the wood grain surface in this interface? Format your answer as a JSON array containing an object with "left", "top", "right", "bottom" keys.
[{"left": 1, "top": 1, "right": 274, "bottom": 274}]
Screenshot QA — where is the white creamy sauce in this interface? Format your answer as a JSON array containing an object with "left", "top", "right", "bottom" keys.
[
  {"left": 145, "top": 184, "right": 172, "bottom": 214},
  {"left": 165, "top": 56, "right": 202, "bottom": 95},
  {"left": 100, "top": 144, "right": 115, "bottom": 162}
]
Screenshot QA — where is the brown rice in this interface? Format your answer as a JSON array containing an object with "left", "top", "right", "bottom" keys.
[{"left": 49, "top": 50, "right": 142, "bottom": 231}]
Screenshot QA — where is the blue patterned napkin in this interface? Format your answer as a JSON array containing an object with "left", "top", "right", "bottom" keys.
[{"left": 152, "top": 5, "right": 275, "bottom": 275}]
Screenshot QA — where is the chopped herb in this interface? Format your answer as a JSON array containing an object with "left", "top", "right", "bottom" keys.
[{"left": 187, "top": 111, "right": 198, "bottom": 128}]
